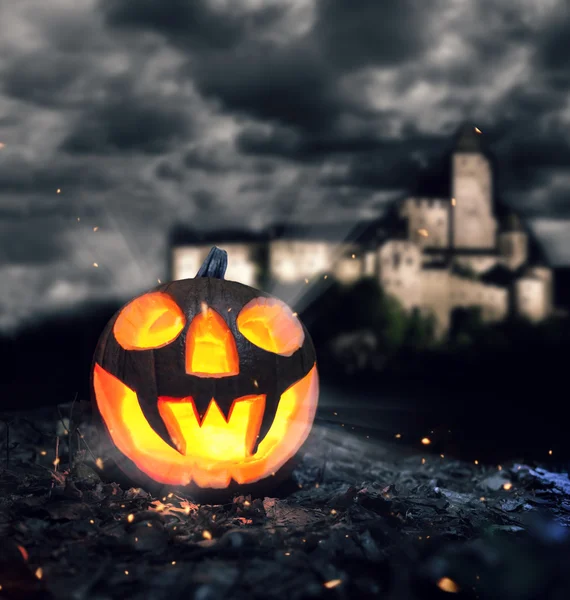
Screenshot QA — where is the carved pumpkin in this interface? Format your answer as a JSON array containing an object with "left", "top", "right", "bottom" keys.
[{"left": 91, "top": 247, "right": 319, "bottom": 492}]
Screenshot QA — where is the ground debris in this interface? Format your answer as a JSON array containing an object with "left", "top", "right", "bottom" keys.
[{"left": 0, "top": 407, "right": 569, "bottom": 599}]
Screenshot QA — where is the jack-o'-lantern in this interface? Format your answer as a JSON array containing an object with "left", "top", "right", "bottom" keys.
[{"left": 91, "top": 247, "right": 319, "bottom": 493}]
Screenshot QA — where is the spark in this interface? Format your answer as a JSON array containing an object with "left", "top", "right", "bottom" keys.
[
  {"left": 440, "top": 454, "right": 445, "bottom": 458},
  {"left": 421, "top": 437, "right": 431, "bottom": 445},
  {"left": 57, "top": 189, "right": 61, "bottom": 194},
  {"left": 451, "top": 197, "right": 456, "bottom": 206},
  {"left": 157, "top": 279, "right": 161, "bottom": 284},
  {"left": 324, "top": 579, "right": 342, "bottom": 589},
  {"left": 330, "top": 509, "right": 337, "bottom": 515},
  {"left": 40, "top": 450, "right": 47, "bottom": 456},
  {"left": 417, "top": 228, "right": 429, "bottom": 237},
  {"left": 244, "top": 500, "right": 251, "bottom": 507},
  {"left": 437, "top": 577, "right": 459, "bottom": 593},
  {"left": 395, "top": 433, "right": 402, "bottom": 439},
  {"left": 252, "top": 379, "right": 259, "bottom": 388},
  {"left": 305, "top": 278, "right": 309, "bottom": 284},
  {"left": 125, "top": 571, "right": 129, "bottom": 575},
  {"left": 351, "top": 254, "right": 356, "bottom": 259},
  {"left": 93, "top": 226, "right": 99, "bottom": 232},
  {"left": 201, "top": 302, "right": 208, "bottom": 316},
  {"left": 96, "top": 458, "right": 104, "bottom": 469},
  {"left": 474, "top": 127, "right": 482, "bottom": 134},
  {"left": 35, "top": 568, "right": 43, "bottom": 580},
  {"left": 227, "top": 307, "right": 232, "bottom": 312},
  {"left": 17, "top": 546, "right": 29, "bottom": 561},
  {"left": 497, "top": 465, "right": 502, "bottom": 471},
  {"left": 127, "top": 514, "right": 134, "bottom": 523},
  {"left": 479, "top": 496, "right": 486, "bottom": 502},
  {"left": 171, "top": 561, "right": 176, "bottom": 565},
  {"left": 202, "top": 530, "right": 212, "bottom": 540},
  {"left": 474, "top": 460, "right": 479, "bottom": 465},
  {"left": 89, "top": 520, "right": 94, "bottom": 524},
  {"left": 549, "top": 449, "right": 553, "bottom": 455},
  {"left": 503, "top": 482, "right": 513, "bottom": 491},
  {"left": 53, "top": 457, "right": 60, "bottom": 467},
  {"left": 292, "top": 312, "right": 298, "bottom": 317},
  {"left": 421, "top": 457, "right": 426, "bottom": 464},
  {"left": 324, "top": 275, "right": 328, "bottom": 279},
  {"left": 93, "top": 263, "right": 99, "bottom": 268}
]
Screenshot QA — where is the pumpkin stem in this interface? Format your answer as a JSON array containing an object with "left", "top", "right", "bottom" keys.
[{"left": 195, "top": 246, "right": 228, "bottom": 279}]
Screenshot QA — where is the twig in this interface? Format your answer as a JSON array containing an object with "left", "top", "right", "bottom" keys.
[
  {"left": 68, "top": 393, "right": 78, "bottom": 468},
  {"left": 75, "top": 426, "right": 98, "bottom": 464}
]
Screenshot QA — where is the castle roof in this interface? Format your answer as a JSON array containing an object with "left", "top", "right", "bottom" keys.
[
  {"left": 169, "top": 217, "right": 389, "bottom": 249},
  {"left": 169, "top": 225, "right": 268, "bottom": 247},
  {"left": 480, "top": 264, "right": 522, "bottom": 287},
  {"left": 454, "top": 123, "right": 486, "bottom": 153}
]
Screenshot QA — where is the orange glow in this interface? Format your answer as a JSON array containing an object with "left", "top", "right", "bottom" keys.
[
  {"left": 92, "top": 362, "right": 319, "bottom": 488},
  {"left": 237, "top": 297, "right": 304, "bottom": 356},
  {"left": 114, "top": 292, "right": 186, "bottom": 350},
  {"left": 157, "top": 395, "right": 265, "bottom": 460},
  {"left": 185, "top": 307, "right": 239, "bottom": 377}
]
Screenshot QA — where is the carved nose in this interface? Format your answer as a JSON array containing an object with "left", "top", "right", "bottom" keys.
[{"left": 185, "top": 305, "right": 240, "bottom": 378}]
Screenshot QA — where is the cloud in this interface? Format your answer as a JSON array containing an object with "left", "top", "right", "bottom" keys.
[{"left": 1, "top": 0, "right": 570, "bottom": 333}]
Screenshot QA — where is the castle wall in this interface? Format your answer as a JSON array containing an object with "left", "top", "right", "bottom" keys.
[
  {"left": 454, "top": 255, "right": 499, "bottom": 275},
  {"left": 377, "top": 241, "right": 422, "bottom": 309},
  {"left": 400, "top": 198, "right": 450, "bottom": 248},
  {"left": 498, "top": 231, "right": 528, "bottom": 271},
  {"left": 514, "top": 276, "right": 548, "bottom": 322},
  {"left": 334, "top": 256, "right": 362, "bottom": 284},
  {"left": 449, "top": 276, "right": 508, "bottom": 322},
  {"left": 418, "top": 269, "right": 451, "bottom": 337},
  {"left": 269, "top": 240, "right": 351, "bottom": 283}
]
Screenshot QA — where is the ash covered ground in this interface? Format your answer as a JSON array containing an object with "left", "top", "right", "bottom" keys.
[{"left": 1, "top": 404, "right": 569, "bottom": 600}]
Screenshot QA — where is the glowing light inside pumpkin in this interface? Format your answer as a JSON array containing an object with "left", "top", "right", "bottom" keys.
[
  {"left": 93, "top": 362, "right": 318, "bottom": 488},
  {"left": 157, "top": 395, "right": 265, "bottom": 460},
  {"left": 185, "top": 306, "right": 239, "bottom": 377},
  {"left": 114, "top": 292, "right": 186, "bottom": 350},
  {"left": 237, "top": 297, "right": 305, "bottom": 356}
]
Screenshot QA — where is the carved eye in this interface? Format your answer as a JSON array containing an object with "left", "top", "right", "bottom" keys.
[
  {"left": 237, "top": 297, "right": 304, "bottom": 356},
  {"left": 114, "top": 292, "right": 186, "bottom": 350}
]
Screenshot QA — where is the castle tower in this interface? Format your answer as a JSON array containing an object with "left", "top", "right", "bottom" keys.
[
  {"left": 498, "top": 212, "right": 528, "bottom": 271},
  {"left": 451, "top": 125, "right": 497, "bottom": 249}
]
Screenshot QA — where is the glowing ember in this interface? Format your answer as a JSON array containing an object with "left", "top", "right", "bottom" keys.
[
  {"left": 437, "top": 577, "right": 459, "bottom": 593},
  {"left": 93, "top": 226, "right": 99, "bottom": 232},
  {"left": 35, "top": 567, "right": 43, "bottom": 580},
  {"left": 503, "top": 482, "right": 513, "bottom": 491},
  {"left": 451, "top": 197, "right": 456, "bottom": 206},
  {"left": 96, "top": 458, "right": 104, "bottom": 469},
  {"left": 127, "top": 514, "right": 134, "bottom": 523},
  {"left": 417, "top": 228, "right": 429, "bottom": 237},
  {"left": 56, "top": 189, "right": 61, "bottom": 194},
  {"left": 93, "top": 263, "right": 99, "bottom": 268},
  {"left": 395, "top": 433, "right": 402, "bottom": 439},
  {"left": 17, "top": 545, "right": 28, "bottom": 561},
  {"left": 324, "top": 579, "right": 342, "bottom": 589},
  {"left": 474, "top": 127, "right": 482, "bottom": 134},
  {"left": 421, "top": 437, "right": 431, "bottom": 445},
  {"left": 549, "top": 450, "right": 553, "bottom": 455},
  {"left": 202, "top": 530, "right": 212, "bottom": 540},
  {"left": 149, "top": 498, "right": 198, "bottom": 517}
]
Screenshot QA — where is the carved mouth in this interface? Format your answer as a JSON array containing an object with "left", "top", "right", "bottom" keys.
[
  {"left": 157, "top": 395, "right": 267, "bottom": 461},
  {"left": 93, "top": 363, "right": 319, "bottom": 489}
]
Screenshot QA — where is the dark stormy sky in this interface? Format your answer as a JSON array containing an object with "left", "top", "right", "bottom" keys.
[{"left": 1, "top": 0, "right": 569, "bottom": 331}]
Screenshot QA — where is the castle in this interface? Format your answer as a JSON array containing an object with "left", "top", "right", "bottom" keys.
[{"left": 169, "top": 125, "right": 555, "bottom": 338}]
